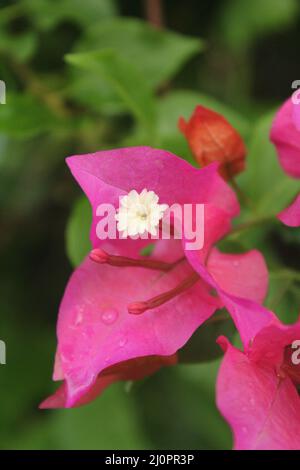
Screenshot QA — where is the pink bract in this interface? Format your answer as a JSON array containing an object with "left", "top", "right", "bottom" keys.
[
  {"left": 270, "top": 98, "right": 300, "bottom": 179},
  {"left": 217, "top": 319, "right": 300, "bottom": 450},
  {"left": 42, "top": 147, "right": 270, "bottom": 408}
]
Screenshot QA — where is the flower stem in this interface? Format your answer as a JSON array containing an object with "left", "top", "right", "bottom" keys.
[
  {"left": 270, "top": 269, "right": 300, "bottom": 283},
  {"left": 144, "top": 0, "right": 164, "bottom": 28},
  {"left": 228, "top": 215, "right": 277, "bottom": 238},
  {"left": 230, "top": 178, "right": 253, "bottom": 208}
]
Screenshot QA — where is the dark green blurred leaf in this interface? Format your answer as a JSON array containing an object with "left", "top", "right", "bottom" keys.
[
  {"left": 134, "top": 364, "right": 232, "bottom": 449},
  {"left": 219, "top": 0, "right": 299, "bottom": 53},
  {"left": 66, "top": 50, "right": 156, "bottom": 134},
  {"left": 66, "top": 196, "right": 91, "bottom": 267},
  {"left": 178, "top": 311, "right": 235, "bottom": 363},
  {"left": 0, "top": 31, "right": 37, "bottom": 62},
  {"left": 267, "top": 276, "right": 300, "bottom": 324},
  {"left": 75, "top": 18, "right": 203, "bottom": 90},
  {"left": 53, "top": 384, "right": 151, "bottom": 450},
  {"left": 25, "top": 0, "right": 117, "bottom": 30},
  {"left": 67, "top": 73, "right": 124, "bottom": 116}
]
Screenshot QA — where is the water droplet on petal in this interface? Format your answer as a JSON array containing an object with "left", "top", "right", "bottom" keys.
[
  {"left": 233, "top": 260, "right": 239, "bottom": 267},
  {"left": 119, "top": 337, "right": 127, "bottom": 347},
  {"left": 101, "top": 308, "right": 118, "bottom": 325},
  {"left": 242, "top": 426, "right": 248, "bottom": 434},
  {"left": 74, "top": 312, "right": 83, "bottom": 326}
]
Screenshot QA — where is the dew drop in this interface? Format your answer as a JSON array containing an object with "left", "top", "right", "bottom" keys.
[
  {"left": 74, "top": 311, "right": 83, "bottom": 326},
  {"left": 101, "top": 308, "right": 118, "bottom": 325},
  {"left": 233, "top": 260, "right": 239, "bottom": 267},
  {"left": 119, "top": 337, "right": 127, "bottom": 347}
]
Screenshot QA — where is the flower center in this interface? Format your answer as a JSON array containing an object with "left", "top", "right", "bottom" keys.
[{"left": 115, "top": 189, "right": 168, "bottom": 237}]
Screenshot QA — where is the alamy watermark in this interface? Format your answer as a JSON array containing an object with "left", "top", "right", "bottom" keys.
[
  {"left": 95, "top": 199, "right": 205, "bottom": 250},
  {"left": 0, "top": 340, "right": 6, "bottom": 365},
  {"left": 291, "top": 80, "right": 300, "bottom": 105},
  {"left": 291, "top": 340, "right": 300, "bottom": 365},
  {"left": 0, "top": 80, "right": 6, "bottom": 104}
]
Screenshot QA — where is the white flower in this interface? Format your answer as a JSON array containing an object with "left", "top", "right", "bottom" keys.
[{"left": 115, "top": 189, "right": 168, "bottom": 237}]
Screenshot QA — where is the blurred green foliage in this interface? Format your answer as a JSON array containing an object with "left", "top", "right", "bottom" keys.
[{"left": 1, "top": 0, "right": 300, "bottom": 450}]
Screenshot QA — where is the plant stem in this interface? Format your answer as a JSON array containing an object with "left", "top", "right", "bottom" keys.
[
  {"left": 9, "top": 59, "right": 70, "bottom": 118},
  {"left": 206, "top": 311, "right": 230, "bottom": 324},
  {"left": 228, "top": 215, "right": 277, "bottom": 238},
  {"left": 270, "top": 269, "right": 300, "bottom": 283},
  {"left": 230, "top": 177, "right": 253, "bottom": 208},
  {"left": 144, "top": 0, "right": 164, "bottom": 28}
]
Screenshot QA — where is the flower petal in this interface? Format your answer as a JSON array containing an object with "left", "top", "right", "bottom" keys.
[
  {"left": 270, "top": 98, "right": 300, "bottom": 178},
  {"left": 184, "top": 243, "right": 275, "bottom": 347},
  {"left": 206, "top": 248, "right": 269, "bottom": 304},
  {"left": 41, "top": 355, "right": 176, "bottom": 408},
  {"left": 49, "top": 256, "right": 219, "bottom": 407},
  {"left": 66, "top": 147, "right": 239, "bottom": 252},
  {"left": 217, "top": 337, "right": 300, "bottom": 450}
]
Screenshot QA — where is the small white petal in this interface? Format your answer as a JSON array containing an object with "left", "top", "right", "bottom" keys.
[{"left": 115, "top": 189, "right": 168, "bottom": 238}]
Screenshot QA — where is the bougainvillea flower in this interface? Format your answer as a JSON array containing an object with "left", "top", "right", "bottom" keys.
[
  {"left": 42, "top": 147, "right": 269, "bottom": 408},
  {"left": 217, "top": 318, "right": 300, "bottom": 449},
  {"left": 270, "top": 97, "right": 300, "bottom": 178},
  {"left": 179, "top": 106, "right": 247, "bottom": 179}
]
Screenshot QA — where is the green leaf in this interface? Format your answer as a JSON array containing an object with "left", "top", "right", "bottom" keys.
[
  {"left": 53, "top": 384, "right": 150, "bottom": 450},
  {"left": 67, "top": 73, "right": 125, "bottom": 116},
  {"left": 0, "top": 93, "right": 59, "bottom": 138},
  {"left": 75, "top": 18, "right": 203, "bottom": 90},
  {"left": 238, "top": 111, "right": 299, "bottom": 216},
  {"left": 66, "top": 196, "right": 91, "bottom": 267},
  {"left": 134, "top": 364, "right": 232, "bottom": 449},
  {"left": 25, "top": 0, "right": 117, "bottom": 30},
  {"left": 219, "top": 0, "right": 299, "bottom": 53},
  {"left": 267, "top": 276, "right": 300, "bottom": 324},
  {"left": 158, "top": 89, "right": 250, "bottom": 138},
  {"left": 125, "top": 89, "right": 250, "bottom": 164},
  {"left": 0, "top": 31, "right": 37, "bottom": 62},
  {"left": 66, "top": 49, "right": 156, "bottom": 134},
  {"left": 178, "top": 311, "right": 235, "bottom": 363}
]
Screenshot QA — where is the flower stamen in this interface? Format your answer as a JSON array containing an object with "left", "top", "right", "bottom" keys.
[
  {"left": 127, "top": 272, "right": 200, "bottom": 315},
  {"left": 90, "top": 248, "right": 184, "bottom": 272}
]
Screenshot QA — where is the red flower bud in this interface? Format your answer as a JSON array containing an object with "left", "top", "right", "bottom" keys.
[{"left": 179, "top": 105, "right": 246, "bottom": 179}]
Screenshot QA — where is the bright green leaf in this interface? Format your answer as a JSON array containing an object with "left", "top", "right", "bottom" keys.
[
  {"left": 66, "top": 49, "right": 156, "bottom": 134},
  {"left": 75, "top": 18, "right": 203, "bottom": 90}
]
